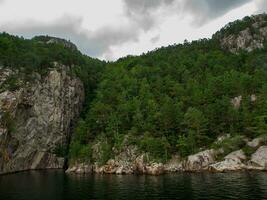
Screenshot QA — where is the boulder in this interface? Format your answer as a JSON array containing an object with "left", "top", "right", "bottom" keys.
[
  {"left": 145, "top": 163, "right": 165, "bottom": 175},
  {"left": 134, "top": 154, "right": 147, "bottom": 174},
  {"left": 209, "top": 150, "right": 247, "bottom": 172},
  {"left": 250, "top": 146, "right": 267, "bottom": 168},
  {"left": 184, "top": 149, "right": 216, "bottom": 171},
  {"left": 225, "top": 150, "right": 246, "bottom": 161},
  {"left": 66, "top": 163, "right": 93, "bottom": 174},
  {"left": 247, "top": 137, "right": 264, "bottom": 148},
  {"left": 164, "top": 156, "right": 183, "bottom": 172}
]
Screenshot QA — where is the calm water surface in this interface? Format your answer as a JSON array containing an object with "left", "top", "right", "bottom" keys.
[{"left": 0, "top": 170, "right": 267, "bottom": 200}]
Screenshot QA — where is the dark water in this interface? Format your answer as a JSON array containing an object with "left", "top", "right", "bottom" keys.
[{"left": 0, "top": 170, "right": 267, "bottom": 200}]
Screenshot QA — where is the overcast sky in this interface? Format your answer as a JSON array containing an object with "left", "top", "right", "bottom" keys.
[{"left": 0, "top": 0, "right": 266, "bottom": 60}]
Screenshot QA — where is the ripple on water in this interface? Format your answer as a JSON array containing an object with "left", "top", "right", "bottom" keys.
[{"left": 0, "top": 171, "right": 267, "bottom": 200}]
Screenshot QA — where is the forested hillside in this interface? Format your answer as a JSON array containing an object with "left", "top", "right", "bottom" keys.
[
  {"left": 0, "top": 14, "right": 266, "bottom": 167},
  {"left": 70, "top": 14, "right": 267, "bottom": 163}
]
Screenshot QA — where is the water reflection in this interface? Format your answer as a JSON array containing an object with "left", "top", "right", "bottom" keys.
[{"left": 0, "top": 171, "right": 267, "bottom": 200}]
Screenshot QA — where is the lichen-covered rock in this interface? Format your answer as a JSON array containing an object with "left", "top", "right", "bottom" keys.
[
  {"left": 250, "top": 146, "right": 267, "bottom": 168},
  {"left": 66, "top": 144, "right": 267, "bottom": 175},
  {"left": 183, "top": 149, "right": 216, "bottom": 171},
  {"left": 164, "top": 156, "right": 183, "bottom": 172},
  {"left": 247, "top": 138, "right": 263, "bottom": 148},
  {"left": 225, "top": 150, "right": 247, "bottom": 161},
  {"left": 66, "top": 163, "right": 93, "bottom": 174},
  {"left": 219, "top": 15, "right": 267, "bottom": 53},
  {"left": 209, "top": 150, "right": 247, "bottom": 172},
  {"left": 145, "top": 163, "right": 165, "bottom": 175},
  {"left": 0, "top": 64, "right": 84, "bottom": 174},
  {"left": 33, "top": 36, "right": 78, "bottom": 51}
]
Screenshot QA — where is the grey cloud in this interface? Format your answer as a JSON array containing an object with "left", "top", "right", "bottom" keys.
[
  {"left": 0, "top": 15, "right": 141, "bottom": 58},
  {"left": 150, "top": 34, "right": 160, "bottom": 43},
  {"left": 123, "top": 0, "right": 252, "bottom": 26},
  {"left": 123, "top": 0, "right": 175, "bottom": 31},
  {"left": 182, "top": 0, "right": 252, "bottom": 25},
  {"left": 255, "top": 0, "right": 267, "bottom": 12}
]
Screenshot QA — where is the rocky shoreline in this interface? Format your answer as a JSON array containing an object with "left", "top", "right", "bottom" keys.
[{"left": 66, "top": 143, "right": 267, "bottom": 175}]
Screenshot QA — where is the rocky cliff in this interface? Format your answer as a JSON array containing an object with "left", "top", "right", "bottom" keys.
[
  {"left": 215, "top": 14, "right": 267, "bottom": 53},
  {"left": 0, "top": 64, "right": 84, "bottom": 174},
  {"left": 33, "top": 36, "right": 78, "bottom": 51}
]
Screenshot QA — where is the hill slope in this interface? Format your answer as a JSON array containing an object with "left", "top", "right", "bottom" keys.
[
  {"left": 68, "top": 14, "right": 267, "bottom": 173},
  {"left": 0, "top": 14, "right": 266, "bottom": 175}
]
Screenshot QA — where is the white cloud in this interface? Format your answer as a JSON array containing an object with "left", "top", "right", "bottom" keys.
[
  {"left": 0, "top": 0, "right": 265, "bottom": 60},
  {"left": 0, "top": 15, "right": 142, "bottom": 58},
  {"left": 255, "top": 0, "right": 267, "bottom": 12}
]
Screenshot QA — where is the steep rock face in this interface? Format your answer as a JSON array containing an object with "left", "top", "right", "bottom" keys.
[
  {"left": 0, "top": 65, "right": 84, "bottom": 174},
  {"left": 218, "top": 15, "right": 267, "bottom": 53}
]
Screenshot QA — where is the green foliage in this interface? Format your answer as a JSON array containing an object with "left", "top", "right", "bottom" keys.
[
  {"left": 139, "top": 133, "right": 170, "bottom": 162},
  {"left": 69, "top": 141, "right": 92, "bottom": 162},
  {"left": 253, "top": 115, "right": 267, "bottom": 136},
  {"left": 183, "top": 107, "right": 209, "bottom": 146},
  {"left": 70, "top": 24, "right": 267, "bottom": 161},
  {"left": 2, "top": 75, "right": 20, "bottom": 91},
  {"left": 242, "top": 146, "right": 256, "bottom": 158},
  {"left": 113, "top": 133, "right": 125, "bottom": 152},
  {"left": 73, "top": 120, "right": 89, "bottom": 144},
  {"left": 176, "top": 135, "right": 194, "bottom": 157},
  {"left": 213, "top": 14, "right": 267, "bottom": 39},
  {"left": 1, "top": 112, "right": 15, "bottom": 134},
  {"left": 97, "top": 141, "right": 113, "bottom": 165},
  {"left": 2, "top": 15, "right": 267, "bottom": 164},
  {"left": 0, "top": 32, "right": 105, "bottom": 95},
  {"left": 0, "top": 32, "right": 106, "bottom": 163},
  {"left": 212, "top": 135, "right": 246, "bottom": 156},
  {"left": 53, "top": 144, "right": 68, "bottom": 157}
]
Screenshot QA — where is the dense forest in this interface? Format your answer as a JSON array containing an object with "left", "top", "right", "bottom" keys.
[
  {"left": 0, "top": 14, "right": 267, "bottom": 164},
  {"left": 70, "top": 15, "right": 267, "bottom": 163}
]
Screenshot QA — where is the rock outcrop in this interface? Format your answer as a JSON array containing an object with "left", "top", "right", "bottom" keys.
[
  {"left": 33, "top": 36, "right": 78, "bottom": 51},
  {"left": 67, "top": 149, "right": 217, "bottom": 175},
  {"left": 0, "top": 64, "right": 84, "bottom": 174},
  {"left": 250, "top": 146, "right": 267, "bottom": 169},
  {"left": 247, "top": 137, "right": 265, "bottom": 148},
  {"left": 218, "top": 15, "right": 267, "bottom": 53},
  {"left": 209, "top": 150, "right": 247, "bottom": 172},
  {"left": 67, "top": 139, "right": 267, "bottom": 175},
  {"left": 183, "top": 149, "right": 216, "bottom": 171}
]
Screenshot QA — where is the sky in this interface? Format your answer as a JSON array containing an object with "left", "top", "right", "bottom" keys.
[{"left": 0, "top": 0, "right": 266, "bottom": 60}]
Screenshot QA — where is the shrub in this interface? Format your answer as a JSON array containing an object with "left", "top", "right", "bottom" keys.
[
  {"left": 53, "top": 144, "right": 68, "bottom": 157},
  {"left": 69, "top": 141, "right": 92, "bottom": 162},
  {"left": 1, "top": 112, "right": 15, "bottom": 134},
  {"left": 139, "top": 133, "right": 170, "bottom": 162},
  {"left": 242, "top": 146, "right": 256, "bottom": 158},
  {"left": 98, "top": 141, "right": 113, "bottom": 165},
  {"left": 113, "top": 133, "right": 125, "bottom": 152},
  {"left": 212, "top": 135, "right": 246, "bottom": 156},
  {"left": 79, "top": 145, "right": 92, "bottom": 162},
  {"left": 176, "top": 135, "right": 194, "bottom": 158}
]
